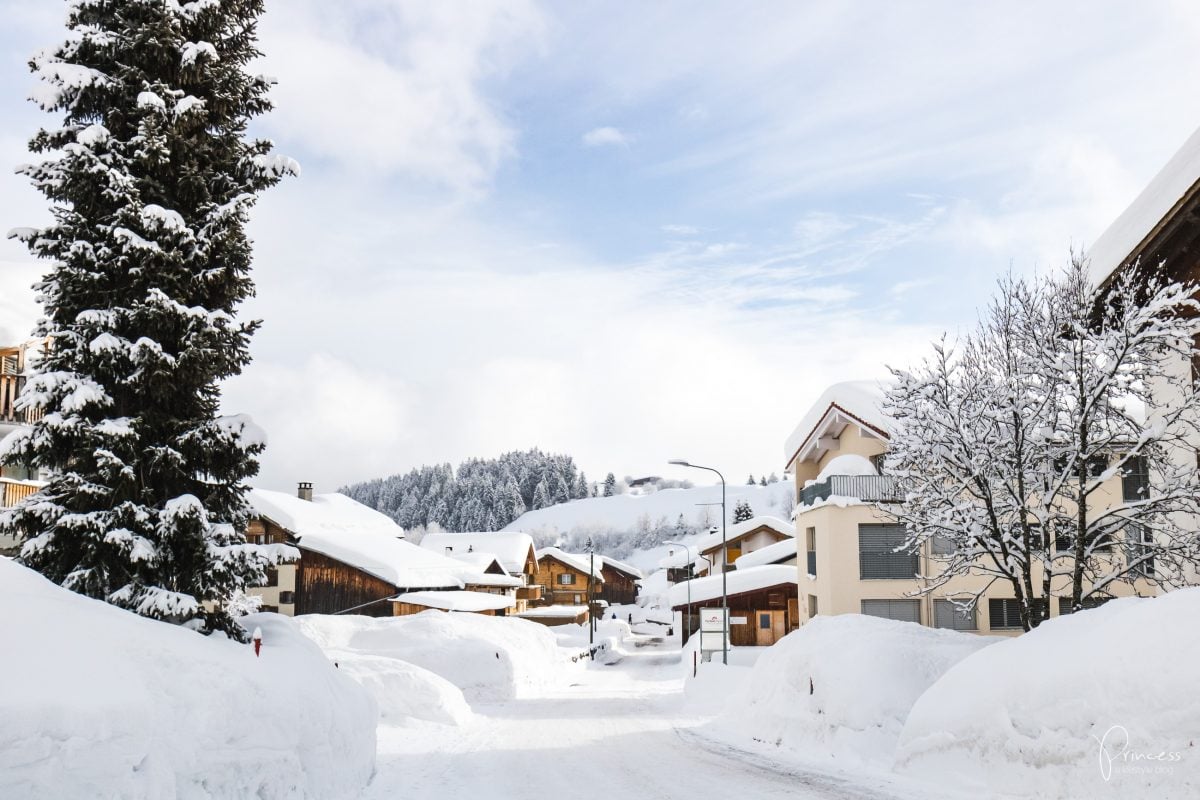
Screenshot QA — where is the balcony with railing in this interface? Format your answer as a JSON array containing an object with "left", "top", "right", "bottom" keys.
[
  {"left": 1, "top": 478, "right": 41, "bottom": 509},
  {"left": 799, "top": 474, "right": 901, "bottom": 507},
  {"left": 1, "top": 374, "right": 42, "bottom": 426}
]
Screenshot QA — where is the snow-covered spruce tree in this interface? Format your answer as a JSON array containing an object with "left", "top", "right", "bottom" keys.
[
  {"left": 603, "top": 472, "right": 616, "bottom": 497},
  {"left": 733, "top": 498, "right": 754, "bottom": 523},
  {"left": 0, "top": 0, "right": 298, "bottom": 638}
]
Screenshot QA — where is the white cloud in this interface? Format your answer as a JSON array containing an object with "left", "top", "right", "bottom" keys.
[
  {"left": 661, "top": 224, "right": 698, "bottom": 236},
  {"left": 256, "top": 0, "right": 544, "bottom": 194},
  {"left": 582, "top": 126, "right": 631, "bottom": 147}
]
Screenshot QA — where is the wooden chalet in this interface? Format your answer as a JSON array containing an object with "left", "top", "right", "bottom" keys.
[
  {"left": 246, "top": 486, "right": 474, "bottom": 617},
  {"left": 420, "top": 532, "right": 541, "bottom": 611},
  {"left": 696, "top": 516, "right": 795, "bottom": 576},
  {"left": 669, "top": 565, "right": 800, "bottom": 647},
  {"left": 598, "top": 556, "right": 642, "bottom": 606}
]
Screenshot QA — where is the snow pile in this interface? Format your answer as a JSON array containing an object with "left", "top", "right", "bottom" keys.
[
  {"left": 815, "top": 453, "right": 878, "bottom": 481},
  {"left": 329, "top": 653, "right": 473, "bottom": 727},
  {"left": 0, "top": 560, "right": 376, "bottom": 799},
  {"left": 297, "top": 611, "right": 566, "bottom": 702},
  {"left": 714, "top": 615, "right": 994, "bottom": 768},
  {"left": 897, "top": 591, "right": 1200, "bottom": 799}
]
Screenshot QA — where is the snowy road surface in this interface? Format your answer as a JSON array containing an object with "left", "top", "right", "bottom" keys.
[{"left": 364, "top": 634, "right": 947, "bottom": 800}]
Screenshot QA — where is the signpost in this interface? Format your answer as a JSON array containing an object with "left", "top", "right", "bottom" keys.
[{"left": 698, "top": 607, "right": 729, "bottom": 661}]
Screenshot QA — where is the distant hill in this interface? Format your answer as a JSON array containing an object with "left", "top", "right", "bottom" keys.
[{"left": 503, "top": 481, "right": 795, "bottom": 569}]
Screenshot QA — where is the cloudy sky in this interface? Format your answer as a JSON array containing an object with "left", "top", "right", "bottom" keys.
[{"left": 1, "top": 1, "right": 1199, "bottom": 493}]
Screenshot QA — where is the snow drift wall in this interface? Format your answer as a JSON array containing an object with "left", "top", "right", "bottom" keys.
[
  {"left": 897, "top": 591, "right": 1200, "bottom": 799},
  {"left": 0, "top": 560, "right": 377, "bottom": 799},
  {"left": 297, "top": 610, "right": 566, "bottom": 702},
  {"left": 716, "top": 615, "right": 995, "bottom": 767}
]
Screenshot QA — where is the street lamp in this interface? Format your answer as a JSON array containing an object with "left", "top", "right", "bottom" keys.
[
  {"left": 668, "top": 459, "right": 727, "bottom": 665},
  {"left": 664, "top": 539, "right": 694, "bottom": 644},
  {"left": 586, "top": 535, "right": 594, "bottom": 646}
]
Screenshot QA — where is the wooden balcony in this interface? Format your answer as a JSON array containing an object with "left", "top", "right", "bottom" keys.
[
  {"left": 1, "top": 479, "right": 41, "bottom": 509},
  {"left": 0, "top": 374, "right": 42, "bottom": 425}
]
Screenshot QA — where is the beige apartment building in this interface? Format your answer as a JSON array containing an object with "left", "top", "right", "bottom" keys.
[{"left": 785, "top": 381, "right": 1157, "bottom": 636}]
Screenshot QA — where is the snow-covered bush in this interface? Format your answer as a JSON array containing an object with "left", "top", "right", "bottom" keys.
[
  {"left": 714, "top": 615, "right": 995, "bottom": 767},
  {"left": 297, "top": 611, "right": 566, "bottom": 702},
  {"left": 897, "top": 590, "right": 1200, "bottom": 799},
  {"left": 0, "top": 560, "right": 376, "bottom": 799}
]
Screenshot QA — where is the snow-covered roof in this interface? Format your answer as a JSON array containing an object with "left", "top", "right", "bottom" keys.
[
  {"left": 668, "top": 565, "right": 799, "bottom": 608},
  {"left": 247, "top": 488, "right": 407, "bottom": 541},
  {"left": 734, "top": 538, "right": 799, "bottom": 570},
  {"left": 784, "top": 381, "right": 891, "bottom": 471},
  {"left": 697, "top": 515, "right": 795, "bottom": 554},
  {"left": 393, "top": 590, "right": 515, "bottom": 613},
  {"left": 515, "top": 604, "right": 590, "bottom": 619},
  {"left": 420, "top": 532, "right": 536, "bottom": 576},
  {"left": 537, "top": 547, "right": 605, "bottom": 581},
  {"left": 1089, "top": 125, "right": 1200, "bottom": 286},
  {"left": 247, "top": 489, "right": 471, "bottom": 590},
  {"left": 599, "top": 555, "right": 644, "bottom": 580}
]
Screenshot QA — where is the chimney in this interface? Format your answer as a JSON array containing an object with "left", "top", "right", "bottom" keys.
[{"left": 297, "top": 481, "right": 313, "bottom": 502}]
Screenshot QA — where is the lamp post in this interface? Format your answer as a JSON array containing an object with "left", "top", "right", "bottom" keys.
[
  {"left": 668, "top": 459, "right": 727, "bottom": 665},
  {"left": 664, "top": 539, "right": 694, "bottom": 645},
  {"left": 586, "top": 536, "right": 594, "bottom": 646}
]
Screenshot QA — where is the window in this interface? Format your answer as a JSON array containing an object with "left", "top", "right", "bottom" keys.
[
  {"left": 858, "top": 524, "right": 918, "bottom": 579},
  {"left": 1122, "top": 456, "right": 1149, "bottom": 503},
  {"left": 1057, "top": 596, "right": 1109, "bottom": 615},
  {"left": 278, "top": 591, "right": 295, "bottom": 605},
  {"left": 1054, "top": 528, "right": 1114, "bottom": 554},
  {"left": 759, "top": 613, "right": 771, "bottom": 630},
  {"left": 264, "top": 567, "right": 278, "bottom": 587},
  {"left": 807, "top": 594, "right": 818, "bottom": 618},
  {"left": 1127, "top": 524, "right": 1156, "bottom": 578},
  {"left": 558, "top": 573, "right": 575, "bottom": 585},
  {"left": 931, "top": 534, "right": 956, "bottom": 555},
  {"left": 1053, "top": 454, "right": 1109, "bottom": 479},
  {"left": 860, "top": 599, "right": 920, "bottom": 623},
  {"left": 574, "top": 594, "right": 582, "bottom": 604},
  {"left": 805, "top": 527, "right": 816, "bottom": 551},
  {"left": 933, "top": 600, "right": 977, "bottom": 630},
  {"left": 988, "top": 598, "right": 1047, "bottom": 630}
]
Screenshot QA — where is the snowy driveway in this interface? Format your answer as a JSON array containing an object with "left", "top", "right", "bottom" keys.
[{"left": 363, "top": 636, "right": 941, "bottom": 800}]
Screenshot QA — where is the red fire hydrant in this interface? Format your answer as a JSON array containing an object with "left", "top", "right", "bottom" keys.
[{"left": 252, "top": 627, "right": 263, "bottom": 658}]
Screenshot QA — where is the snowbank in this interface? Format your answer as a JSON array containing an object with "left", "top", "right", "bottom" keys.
[
  {"left": 0, "top": 560, "right": 376, "bottom": 799},
  {"left": 329, "top": 652, "right": 473, "bottom": 727},
  {"left": 897, "top": 591, "right": 1200, "bottom": 799},
  {"left": 714, "top": 615, "right": 994, "bottom": 768},
  {"left": 297, "top": 611, "right": 566, "bottom": 702},
  {"left": 815, "top": 453, "right": 877, "bottom": 481}
]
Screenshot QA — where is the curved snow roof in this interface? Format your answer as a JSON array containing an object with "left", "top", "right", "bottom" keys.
[
  {"left": 734, "top": 537, "right": 799, "bottom": 570},
  {"left": 599, "top": 555, "right": 644, "bottom": 580},
  {"left": 248, "top": 488, "right": 407, "bottom": 540},
  {"left": 784, "top": 381, "right": 890, "bottom": 471},
  {"left": 668, "top": 564, "right": 799, "bottom": 608},
  {"left": 420, "top": 532, "right": 536, "bottom": 576},
  {"left": 393, "top": 590, "right": 515, "bottom": 613}
]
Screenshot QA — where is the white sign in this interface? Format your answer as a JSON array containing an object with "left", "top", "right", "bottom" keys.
[
  {"left": 699, "top": 607, "right": 728, "bottom": 653},
  {"left": 730, "top": 616, "right": 747, "bottom": 625},
  {"left": 699, "top": 607, "right": 727, "bottom": 632}
]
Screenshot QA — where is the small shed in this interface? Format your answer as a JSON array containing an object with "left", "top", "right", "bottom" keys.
[{"left": 669, "top": 565, "right": 800, "bottom": 646}]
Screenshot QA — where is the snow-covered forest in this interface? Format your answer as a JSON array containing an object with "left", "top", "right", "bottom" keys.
[{"left": 341, "top": 449, "right": 593, "bottom": 532}]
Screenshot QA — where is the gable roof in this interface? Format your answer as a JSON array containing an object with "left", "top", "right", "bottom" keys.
[
  {"left": 420, "top": 532, "right": 537, "bottom": 575},
  {"left": 598, "top": 555, "right": 644, "bottom": 580},
  {"left": 537, "top": 546, "right": 605, "bottom": 581},
  {"left": 247, "top": 488, "right": 469, "bottom": 590},
  {"left": 734, "top": 537, "right": 799, "bottom": 569},
  {"left": 668, "top": 564, "right": 798, "bottom": 607},
  {"left": 1090, "top": 125, "right": 1200, "bottom": 287},
  {"left": 784, "top": 381, "right": 890, "bottom": 471},
  {"left": 696, "top": 515, "right": 796, "bottom": 555}
]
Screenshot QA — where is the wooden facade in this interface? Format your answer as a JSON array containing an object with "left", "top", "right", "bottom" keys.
[
  {"left": 295, "top": 548, "right": 400, "bottom": 617},
  {"left": 599, "top": 562, "right": 639, "bottom": 606},
  {"left": 674, "top": 583, "right": 800, "bottom": 647},
  {"left": 534, "top": 553, "right": 595, "bottom": 607}
]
